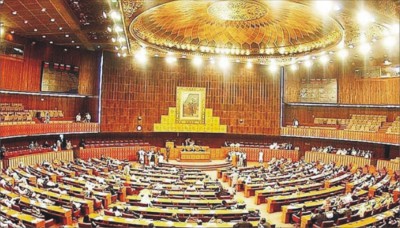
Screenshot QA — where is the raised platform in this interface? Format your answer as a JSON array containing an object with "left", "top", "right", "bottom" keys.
[{"left": 160, "top": 160, "right": 231, "bottom": 171}]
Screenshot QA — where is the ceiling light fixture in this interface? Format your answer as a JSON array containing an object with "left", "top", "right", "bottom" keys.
[
  {"left": 359, "top": 43, "right": 371, "bottom": 55},
  {"left": 12, "top": 11, "right": 17, "bottom": 15},
  {"left": 41, "top": 8, "right": 46, "bottom": 12},
  {"left": 192, "top": 56, "right": 203, "bottom": 66},
  {"left": 246, "top": 60, "right": 253, "bottom": 69},
  {"left": 50, "top": 18, "right": 55, "bottom": 22},
  {"left": 338, "top": 49, "right": 348, "bottom": 59},
  {"left": 357, "top": 10, "right": 375, "bottom": 26}
]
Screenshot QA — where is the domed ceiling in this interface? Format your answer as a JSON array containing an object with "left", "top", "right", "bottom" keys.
[
  {"left": 129, "top": 0, "right": 343, "bottom": 57},
  {"left": 121, "top": 0, "right": 399, "bottom": 63}
]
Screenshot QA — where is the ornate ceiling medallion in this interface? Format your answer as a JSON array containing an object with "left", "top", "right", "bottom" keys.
[
  {"left": 207, "top": 1, "right": 267, "bottom": 21},
  {"left": 129, "top": 0, "right": 344, "bottom": 58}
]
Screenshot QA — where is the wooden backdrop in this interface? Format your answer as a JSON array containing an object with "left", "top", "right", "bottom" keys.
[
  {"left": 101, "top": 52, "right": 281, "bottom": 134},
  {"left": 0, "top": 38, "right": 101, "bottom": 120}
]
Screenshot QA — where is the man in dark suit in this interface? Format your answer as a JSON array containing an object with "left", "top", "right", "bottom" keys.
[{"left": 233, "top": 215, "right": 253, "bottom": 228}]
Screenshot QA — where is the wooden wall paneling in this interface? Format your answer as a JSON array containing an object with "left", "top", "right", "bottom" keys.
[
  {"left": 284, "top": 61, "right": 400, "bottom": 105},
  {"left": 101, "top": 53, "right": 281, "bottom": 134},
  {"left": 0, "top": 39, "right": 100, "bottom": 95}
]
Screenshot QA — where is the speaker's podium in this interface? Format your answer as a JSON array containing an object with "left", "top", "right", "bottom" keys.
[{"left": 177, "top": 146, "right": 211, "bottom": 162}]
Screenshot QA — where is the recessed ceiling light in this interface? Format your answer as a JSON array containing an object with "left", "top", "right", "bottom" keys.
[
  {"left": 65, "top": 34, "right": 69, "bottom": 37},
  {"left": 71, "top": 40, "right": 75, "bottom": 43},
  {"left": 24, "top": 20, "right": 28, "bottom": 24},
  {"left": 64, "top": 48, "right": 68, "bottom": 52},
  {"left": 33, "top": 28, "right": 38, "bottom": 32},
  {"left": 59, "top": 27, "right": 63, "bottom": 30},
  {"left": 41, "top": 8, "right": 46, "bottom": 12},
  {"left": 76, "top": 46, "right": 80, "bottom": 49},
  {"left": 12, "top": 11, "right": 17, "bottom": 15},
  {"left": 50, "top": 18, "right": 55, "bottom": 22},
  {"left": 42, "top": 35, "right": 46, "bottom": 38},
  {"left": 97, "top": 45, "right": 101, "bottom": 49},
  {"left": 10, "top": 31, "right": 15, "bottom": 34},
  {"left": 49, "top": 41, "right": 53, "bottom": 44},
  {"left": 0, "top": 1, "right": 4, "bottom": 5}
]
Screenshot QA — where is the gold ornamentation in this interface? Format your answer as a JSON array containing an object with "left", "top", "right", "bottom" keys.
[
  {"left": 208, "top": 1, "right": 267, "bottom": 21},
  {"left": 122, "top": 0, "right": 144, "bottom": 18},
  {"left": 129, "top": 0, "right": 343, "bottom": 57}
]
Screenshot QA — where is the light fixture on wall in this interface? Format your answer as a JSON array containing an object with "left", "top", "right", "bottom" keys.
[{"left": 137, "top": 116, "right": 142, "bottom": 131}]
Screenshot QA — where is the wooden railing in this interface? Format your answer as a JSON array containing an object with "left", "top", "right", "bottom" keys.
[
  {"left": 0, "top": 123, "right": 99, "bottom": 138},
  {"left": 3, "top": 150, "right": 74, "bottom": 168},
  {"left": 221, "top": 147, "right": 302, "bottom": 162},
  {"left": 281, "top": 126, "right": 400, "bottom": 145},
  {"left": 304, "top": 151, "right": 375, "bottom": 167},
  {"left": 376, "top": 160, "right": 400, "bottom": 171}
]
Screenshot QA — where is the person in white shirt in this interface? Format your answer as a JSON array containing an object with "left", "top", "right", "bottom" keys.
[
  {"left": 123, "top": 164, "right": 130, "bottom": 176},
  {"left": 258, "top": 150, "right": 264, "bottom": 164},
  {"left": 85, "top": 113, "right": 91, "bottom": 122},
  {"left": 140, "top": 194, "right": 152, "bottom": 206},
  {"left": 75, "top": 113, "right": 81, "bottom": 122}
]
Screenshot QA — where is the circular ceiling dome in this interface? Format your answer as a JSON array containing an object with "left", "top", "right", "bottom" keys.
[{"left": 129, "top": 0, "right": 344, "bottom": 58}]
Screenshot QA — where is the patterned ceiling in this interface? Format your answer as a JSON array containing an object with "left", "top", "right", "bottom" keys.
[
  {"left": 123, "top": 0, "right": 400, "bottom": 61},
  {"left": 129, "top": 0, "right": 343, "bottom": 58},
  {"left": 0, "top": 0, "right": 119, "bottom": 50}
]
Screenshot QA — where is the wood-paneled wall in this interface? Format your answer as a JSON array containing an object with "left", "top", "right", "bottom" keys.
[
  {"left": 284, "top": 59, "right": 400, "bottom": 105},
  {"left": 284, "top": 105, "right": 400, "bottom": 125},
  {"left": 0, "top": 93, "right": 98, "bottom": 120},
  {"left": 101, "top": 53, "right": 281, "bottom": 134},
  {"left": 0, "top": 39, "right": 100, "bottom": 95}
]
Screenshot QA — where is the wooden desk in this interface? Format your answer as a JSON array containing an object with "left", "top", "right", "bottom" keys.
[
  {"left": 0, "top": 187, "right": 72, "bottom": 225},
  {"left": 324, "top": 173, "right": 352, "bottom": 188},
  {"left": 111, "top": 204, "right": 250, "bottom": 221},
  {"left": 89, "top": 214, "right": 265, "bottom": 228},
  {"left": 255, "top": 183, "right": 323, "bottom": 205},
  {"left": 20, "top": 184, "right": 94, "bottom": 215},
  {"left": 0, "top": 205, "right": 45, "bottom": 228},
  {"left": 280, "top": 189, "right": 368, "bottom": 223},
  {"left": 179, "top": 151, "right": 211, "bottom": 162},
  {"left": 266, "top": 186, "right": 345, "bottom": 213},
  {"left": 337, "top": 206, "right": 399, "bottom": 228},
  {"left": 127, "top": 195, "right": 237, "bottom": 208},
  {"left": 57, "top": 183, "right": 112, "bottom": 208}
]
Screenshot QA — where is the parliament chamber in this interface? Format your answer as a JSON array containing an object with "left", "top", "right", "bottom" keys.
[{"left": 0, "top": 0, "right": 399, "bottom": 227}]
